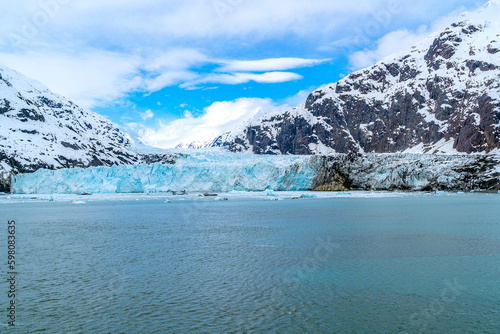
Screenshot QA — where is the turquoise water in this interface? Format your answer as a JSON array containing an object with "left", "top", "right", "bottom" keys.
[{"left": 1, "top": 194, "right": 500, "bottom": 333}]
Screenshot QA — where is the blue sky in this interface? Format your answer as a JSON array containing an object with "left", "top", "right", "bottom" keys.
[{"left": 0, "top": 0, "right": 488, "bottom": 147}]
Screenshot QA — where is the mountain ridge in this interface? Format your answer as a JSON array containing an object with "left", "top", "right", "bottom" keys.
[
  {"left": 0, "top": 63, "right": 140, "bottom": 191},
  {"left": 209, "top": 2, "right": 500, "bottom": 155}
]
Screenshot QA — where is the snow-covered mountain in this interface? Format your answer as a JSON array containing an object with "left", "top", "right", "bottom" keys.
[
  {"left": 0, "top": 63, "right": 139, "bottom": 191},
  {"left": 175, "top": 140, "right": 213, "bottom": 150},
  {"left": 212, "top": 1, "right": 500, "bottom": 155}
]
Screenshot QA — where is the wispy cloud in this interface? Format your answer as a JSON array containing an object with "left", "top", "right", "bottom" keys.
[
  {"left": 144, "top": 70, "right": 199, "bottom": 93},
  {"left": 348, "top": 28, "right": 431, "bottom": 69},
  {"left": 218, "top": 58, "right": 331, "bottom": 72},
  {"left": 129, "top": 48, "right": 210, "bottom": 94},
  {"left": 140, "top": 109, "right": 154, "bottom": 120},
  {"left": 280, "top": 87, "right": 318, "bottom": 106},
  {"left": 0, "top": 50, "right": 142, "bottom": 108},
  {"left": 0, "top": 48, "right": 321, "bottom": 107},
  {"left": 180, "top": 71, "right": 304, "bottom": 90},
  {"left": 347, "top": 4, "right": 473, "bottom": 70},
  {"left": 0, "top": 0, "right": 420, "bottom": 48}
]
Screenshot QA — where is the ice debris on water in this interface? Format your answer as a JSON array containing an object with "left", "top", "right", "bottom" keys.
[{"left": 265, "top": 197, "right": 284, "bottom": 201}]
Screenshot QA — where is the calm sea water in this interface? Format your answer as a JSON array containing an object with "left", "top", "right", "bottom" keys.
[{"left": 1, "top": 194, "right": 500, "bottom": 333}]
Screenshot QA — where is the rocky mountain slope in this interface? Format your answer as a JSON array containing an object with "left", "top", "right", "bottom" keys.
[
  {"left": 211, "top": 1, "right": 500, "bottom": 155},
  {"left": 0, "top": 64, "right": 139, "bottom": 192}
]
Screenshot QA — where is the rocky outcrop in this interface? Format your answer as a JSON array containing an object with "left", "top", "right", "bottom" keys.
[
  {"left": 0, "top": 169, "right": 11, "bottom": 193},
  {"left": 310, "top": 154, "right": 500, "bottom": 192}
]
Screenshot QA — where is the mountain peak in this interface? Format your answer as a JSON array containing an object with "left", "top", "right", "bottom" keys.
[
  {"left": 485, "top": 0, "right": 500, "bottom": 8},
  {"left": 0, "top": 62, "right": 139, "bottom": 191},
  {"left": 211, "top": 7, "right": 500, "bottom": 155},
  {"left": 462, "top": 0, "right": 500, "bottom": 23}
]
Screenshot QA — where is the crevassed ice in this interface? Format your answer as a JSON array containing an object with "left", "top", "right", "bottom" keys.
[{"left": 11, "top": 152, "right": 319, "bottom": 194}]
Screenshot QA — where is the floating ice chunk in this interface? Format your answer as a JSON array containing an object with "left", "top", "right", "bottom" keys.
[
  {"left": 265, "top": 197, "right": 284, "bottom": 201},
  {"left": 229, "top": 190, "right": 249, "bottom": 194},
  {"left": 264, "top": 188, "right": 276, "bottom": 196},
  {"left": 338, "top": 192, "right": 352, "bottom": 196}
]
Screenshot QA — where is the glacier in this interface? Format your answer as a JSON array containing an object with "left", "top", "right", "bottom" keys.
[
  {"left": 11, "top": 151, "right": 319, "bottom": 194},
  {"left": 10, "top": 150, "right": 500, "bottom": 194}
]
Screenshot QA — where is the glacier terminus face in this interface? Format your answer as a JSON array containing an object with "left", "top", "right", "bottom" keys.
[
  {"left": 10, "top": 150, "right": 500, "bottom": 194},
  {"left": 11, "top": 151, "right": 319, "bottom": 194}
]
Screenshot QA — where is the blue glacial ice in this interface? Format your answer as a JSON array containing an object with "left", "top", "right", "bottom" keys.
[{"left": 11, "top": 151, "right": 320, "bottom": 194}]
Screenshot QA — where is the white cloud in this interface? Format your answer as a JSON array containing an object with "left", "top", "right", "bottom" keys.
[
  {"left": 183, "top": 109, "right": 194, "bottom": 118},
  {"left": 280, "top": 87, "right": 318, "bottom": 106},
  {"left": 0, "top": 50, "right": 142, "bottom": 108},
  {"left": 139, "top": 98, "right": 289, "bottom": 148},
  {"left": 144, "top": 49, "right": 209, "bottom": 72},
  {"left": 2, "top": 0, "right": 481, "bottom": 54},
  {"left": 0, "top": 1, "right": 484, "bottom": 56},
  {"left": 140, "top": 109, "right": 154, "bottom": 120},
  {"left": 144, "top": 70, "right": 199, "bottom": 93},
  {"left": 347, "top": 6, "right": 470, "bottom": 69},
  {"left": 218, "top": 58, "right": 331, "bottom": 72},
  {"left": 144, "top": 56, "right": 323, "bottom": 92},
  {"left": 349, "top": 28, "right": 430, "bottom": 69},
  {"left": 142, "top": 49, "right": 210, "bottom": 92},
  {"left": 180, "top": 71, "right": 303, "bottom": 90},
  {"left": 0, "top": 47, "right": 320, "bottom": 107},
  {"left": 0, "top": 0, "right": 413, "bottom": 46}
]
